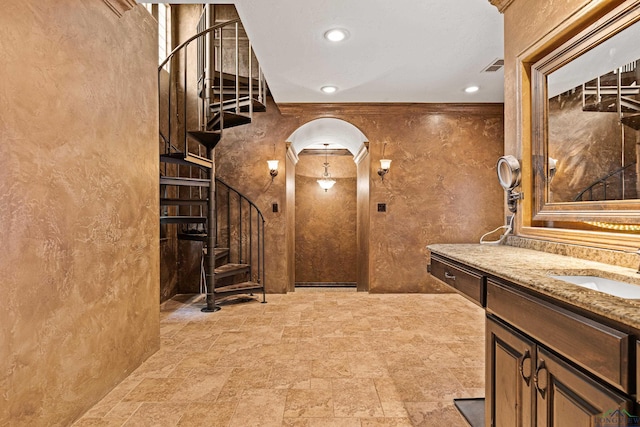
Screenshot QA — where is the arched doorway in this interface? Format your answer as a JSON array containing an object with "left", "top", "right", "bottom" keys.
[{"left": 285, "top": 118, "right": 370, "bottom": 292}]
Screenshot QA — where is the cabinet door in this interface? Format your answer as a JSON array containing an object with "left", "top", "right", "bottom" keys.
[
  {"left": 535, "top": 348, "right": 633, "bottom": 427},
  {"left": 486, "top": 316, "right": 536, "bottom": 427}
]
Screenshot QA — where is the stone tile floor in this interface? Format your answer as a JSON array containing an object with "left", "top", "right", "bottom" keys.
[{"left": 74, "top": 291, "right": 485, "bottom": 426}]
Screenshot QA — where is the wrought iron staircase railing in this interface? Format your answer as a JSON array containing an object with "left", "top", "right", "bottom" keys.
[
  {"left": 573, "top": 162, "right": 638, "bottom": 201},
  {"left": 158, "top": 9, "right": 268, "bottom": 312}
]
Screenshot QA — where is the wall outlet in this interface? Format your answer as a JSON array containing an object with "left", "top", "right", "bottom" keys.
[
  {"left": 272, "top": 203, "right": 279, "bottom": 213},
  {"left": 377, "top": 203, "right": 386, "bottom": 212}
]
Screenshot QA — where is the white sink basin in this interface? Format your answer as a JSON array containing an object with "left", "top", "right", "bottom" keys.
[{"left": 550, "top": 275, "right": 640, "bottom": 299}]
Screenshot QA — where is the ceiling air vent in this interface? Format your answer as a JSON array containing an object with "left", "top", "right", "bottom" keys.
[{"left": 482, "top": 59, "right": 504, "bottom": 72}]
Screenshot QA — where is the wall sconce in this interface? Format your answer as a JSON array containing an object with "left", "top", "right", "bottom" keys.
[
  {"left": 267, "top": 159, "right": 279, "bottom": 181},
  {"left": 378, "top": 143, "right": 392, "bottom": 181},
  {"left": 378, "top": 159, "right": 392, "bottom": 180}
]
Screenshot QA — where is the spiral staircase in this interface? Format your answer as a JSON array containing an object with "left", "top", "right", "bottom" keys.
[{"left": 158, "top": 9, "right": 267, "bottom": 312}]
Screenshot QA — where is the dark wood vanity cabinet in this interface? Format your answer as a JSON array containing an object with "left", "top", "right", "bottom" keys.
[
  {"left": 430, "top": 254, "right": 485, "bottom": 306},
  {"left": 429, "top": 253, "right": 637, "bottom": 426},
  {"left": 485, "top": 280, "right": 634, "bottom": 426},
  {"left": 487, "top": 316, "right": 633, "bottom": 427},
  {"left": 486, "top": 317, "right": 535, "bottom": 426},
  {"left": 535, "top": 347, "right": 633, "bottom": 427}
]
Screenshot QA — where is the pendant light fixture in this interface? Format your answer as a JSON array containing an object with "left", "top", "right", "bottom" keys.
[{"left": 317, "top": 144, "right": 336, "bottom": 192}]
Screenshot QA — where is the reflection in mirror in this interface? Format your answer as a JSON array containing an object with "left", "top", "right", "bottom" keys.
[
  {"left": 546, "top": 22, "right": 640, "bottom": 204},
  {"left": 530, "top": 3, "right": 640, "bottom": 234}
]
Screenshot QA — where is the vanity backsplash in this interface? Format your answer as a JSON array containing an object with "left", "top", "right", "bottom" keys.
[{"left": 506, "top": 236, "right": 638, "bottom": 270}]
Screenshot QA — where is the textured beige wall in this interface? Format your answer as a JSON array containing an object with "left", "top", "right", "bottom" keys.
[
  {"left": 295, "top": 156, "right": 357, "bottom": 283},
  {"left": 361, "top": 105, "right": 504, "bottom": 292},
  {"left": 0, "top": 2, "right": 159, "bottom": 425},
  {"left": 216, "top": 103, "right": 504, "bottom": 293}
]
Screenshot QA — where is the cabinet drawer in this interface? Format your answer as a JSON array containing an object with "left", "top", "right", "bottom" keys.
[
  {"left": 430, "top": 256, "right": 484, "bottom": 306},
  {"left": 486, "top": 280, "right": 630, "bottom": 392}
]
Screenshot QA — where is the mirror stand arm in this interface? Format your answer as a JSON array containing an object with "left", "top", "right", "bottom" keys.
[{"left": 507, "top": 191, "right": 524, "bottom": 213}]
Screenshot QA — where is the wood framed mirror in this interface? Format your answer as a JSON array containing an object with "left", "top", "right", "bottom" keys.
[{"left": 531, "top": 1, "right": 640, "bottom": 229}]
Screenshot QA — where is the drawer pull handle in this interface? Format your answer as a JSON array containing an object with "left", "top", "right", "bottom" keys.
[
  {"left": 519, "top": 349, "right": 532, "bottom": 384},
  {"left": 534, "top": 360, "right": 548, "bottom": 397},
  {"left": 444, "top": 272, "right": 456, "bottom": 280}
]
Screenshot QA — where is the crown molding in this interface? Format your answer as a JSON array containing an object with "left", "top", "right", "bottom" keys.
[
  {"left": 103, "top": 0, "right": 137, "bottom": 18},
  {"left": 277, "top": 103, "right": 504, "bottom": 117},
  {"left": 488, "top": 0, "right": 515, "bottom": 13}
]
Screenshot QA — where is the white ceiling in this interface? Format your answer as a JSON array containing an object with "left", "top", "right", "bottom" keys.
[
  {"left": 154, "top": 1, "right": 505, "bottom": 103},
  {"left": 231, "top": 0, "right": 504, "bottom": 104}
]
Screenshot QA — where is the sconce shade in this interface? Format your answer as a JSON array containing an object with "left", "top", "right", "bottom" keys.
[
  {"left": 379, "top": 159, "right": 392, "bottom": 170},
  {"left": 268, "top": 159, "right": 279, "bottom": 181}
]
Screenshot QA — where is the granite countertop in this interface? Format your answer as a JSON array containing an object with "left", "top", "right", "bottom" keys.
[{"left": 428, "top": 243, "right": 640, "bottom": 331}]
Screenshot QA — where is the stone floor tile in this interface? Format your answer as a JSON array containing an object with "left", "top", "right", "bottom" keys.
[
  {"left": 403, "top": 401, "right": 467, "bottom": 427},
  {"left": 311, "top": 358, "right": 353, "bottom": 379},
  {"left": 284, "top": 389, "right": 334, "bottom": 418},
  {"left": 360, "top": 417, "right": 414, "bottom": 426},
  {"left": 227, "top": 388, "right": 287, "bottom": 427},
  {"left": 122, "top": 402, "right": 186, "bottom": 427},
  {"left": 379, "top": 399, "right": 410, "bottom": 418},
  {"left": 122, "top": 378, "right": 185, "bottom": 403},
  {"left": 331, "top": 378, "right": 384, "bottom": 418},
  {"left": 282, "top": 417, "right": 361, "bottom": 426},
  {"left": 268, "top": 360, "right": 313, "bottom": 389},
  {"left": 76, "top": 292, "right": 485, "bottom": 426},
  {"left": 176, "top": 401, "right": 238, "bottom": 427}
]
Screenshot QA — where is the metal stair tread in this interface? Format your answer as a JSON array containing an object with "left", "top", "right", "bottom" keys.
[
  {"left": 160, "top": 198, "right": 207, "bottom": 206},
  {"left": 160, "top": 177, "right": 210, "bottom": 187},
  {"left": 214, "top": 263, "right": 250, "bottom": 278},
  {"left": 207, "top": 111, "right": 252, "bottom": 130},
  {"left": 177, "top": 232, "right": 207, "bottom": 242},
  {"left": 582, "top": 96, "right": 640, "bottom": 113},
  {"left": 209, "top": 96, "right": 266, "bottom": 113},
  {"left": 160, "top": 152, "right": 212, "bottom": 169},
  {"left": 187, "top": 130, "right": 222, "bottom": 149},
  {"left": 201, "top": 247, "right": 230, "bottom": 259},
  {"left": 160, "top": 216, "right": 207, "bottom": 224},
  {"left": 620, "top": 114, "right": 640, "bottom": 130},
  {"left": 212, "top": 70, "right": 263, "bottom": 87},
  {"left": 214, "top": 281, "right": 263, "bottom": 294}
]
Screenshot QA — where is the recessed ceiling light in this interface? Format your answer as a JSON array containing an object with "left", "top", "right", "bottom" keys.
[
  {"left": 465, "top": 85, "right": 480, "bottom": 93},
  {"left": 324, "top": 28, "right": 349, "bottom": 42},
  {"left": 321, "top": 86, "right": 338, "bottom": 94}
]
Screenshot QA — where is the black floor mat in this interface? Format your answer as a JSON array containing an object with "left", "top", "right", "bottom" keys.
[{"left": 453, "top": 398, "right": 485, "bottom": 427}]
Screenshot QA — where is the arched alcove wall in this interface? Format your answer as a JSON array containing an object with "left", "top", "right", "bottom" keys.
[
  {"left": 285, "top": 118, "right": 370, "bottom": 292},
  {"left": 288, "top": 118, "right": 368, "bottom": 156}
]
